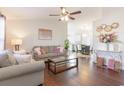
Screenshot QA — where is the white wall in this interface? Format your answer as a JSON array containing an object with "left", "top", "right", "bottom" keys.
[
  {"left": 6, "top": 19, "right": 67, "bottom": 51},
  {"left": 93, "top": 8, "right": 124, "bottom": 69},
  {"left": 68, "top": 21, "right": 93, "bottom": 45},
  {"left": 67, "top": 8, "right": 102, "bottom": 46}
]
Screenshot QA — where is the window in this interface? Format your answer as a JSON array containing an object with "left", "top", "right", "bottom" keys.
[{"left": 0, "top": 15, "right": 5, "bottom": 50}]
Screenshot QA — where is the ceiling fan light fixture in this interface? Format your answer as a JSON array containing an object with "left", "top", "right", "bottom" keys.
[
  {"left": 60, "top": 16, "right": 65, "bottom": 21},
  {"left": 49, "top": 7, "right": 81, "bottom": 21},
  {"left": 62, "top": 8, "right": 66, "bottom": 14},
  {"left": 65, "top": 15, "right": 69, "bottom": 21}
]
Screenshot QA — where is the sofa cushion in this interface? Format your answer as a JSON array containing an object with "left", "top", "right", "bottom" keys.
[
  {"left": 41, "top": 46, "right": 49, "bottom": 53},
  {"left": 48, "top": 46, "right": 55, "bottom": 53},
  {"left": 36, "top": 53, "right": 58, "bottom": 58},
  {"left": 14, "top": 54, "right": 32, "bottom": 64},
  {"left": 0, "top": 62, "right": 45, "bottom": 81},
  {"left": 0, "top": 51, "right": 12, "bottom": 67},
  {"left": 57, "top": 52, "right": 65, "bottom": 56},
  {"left": 37, "top": 54, "right": 48, "bottom": 59},
  {"left": 47, "top": 53, "right": 58, "bottom": 57}
]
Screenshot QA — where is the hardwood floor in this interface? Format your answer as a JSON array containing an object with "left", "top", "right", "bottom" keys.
[{"left": 44, "top": 57, "right": 124, "bottom": 86}]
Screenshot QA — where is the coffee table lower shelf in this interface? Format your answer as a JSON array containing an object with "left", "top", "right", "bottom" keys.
[{"left": 47, "top": 58, "right": 78, "bottom": 74}]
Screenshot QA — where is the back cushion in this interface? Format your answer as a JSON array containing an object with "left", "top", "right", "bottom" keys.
[
  {"left": 49, "top": 46, "right": 55, "bottom": 53},
  {"left": 48, "top": 46, "right": 60, "bottom": 53},
  {"left": 0, "top": 51, "right": 12, "bottom": 67},
  {"left": 41, "top": 46, "right": 49, "bottom": 53}
]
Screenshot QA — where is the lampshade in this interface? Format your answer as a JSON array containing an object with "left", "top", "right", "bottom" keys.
[{"left": 11, "top": 39, "right": 22, "bottom": 45}]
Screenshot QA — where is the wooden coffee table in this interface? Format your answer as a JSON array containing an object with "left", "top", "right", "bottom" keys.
[{"left": 47, "top": 56, "right": 78, "bottom": 74}]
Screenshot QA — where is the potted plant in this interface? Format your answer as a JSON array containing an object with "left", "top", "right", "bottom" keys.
[{"left": 64, "top": 39, "right": 69, "bottom": 50}]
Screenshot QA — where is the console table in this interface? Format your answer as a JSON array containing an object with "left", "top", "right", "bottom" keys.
[{"left": 95, "top": 50, "right": 122, "bottom": 70}]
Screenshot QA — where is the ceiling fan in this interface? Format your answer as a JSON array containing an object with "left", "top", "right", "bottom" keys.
[{"left": 49, "top": 7, "right": 81, "bottom": 21}]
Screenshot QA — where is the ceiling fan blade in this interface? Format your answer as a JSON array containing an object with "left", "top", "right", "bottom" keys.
[
  {"left": 70, "top": 11, "right": 81, "bottom": 15},
  {"left": 49, "top": 14, "right": 60, "bottom": 16},
  {"left": 69, "top": 16, "right": 75, "bottom": 20}
]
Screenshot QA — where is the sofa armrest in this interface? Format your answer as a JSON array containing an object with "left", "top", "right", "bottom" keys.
[{"left": 0, "top": 62, "right": 45, "bottom": 81}]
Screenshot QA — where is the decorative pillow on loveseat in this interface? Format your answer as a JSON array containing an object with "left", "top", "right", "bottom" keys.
[
  {"left": 41, "top": 48, "right": 46, "bottom": 54},
  {"left": 34, "top": 47, "right": 42, "bottom": 56},
  {"left": 53, "top": 47, "right": 60, "bottom": 53}
]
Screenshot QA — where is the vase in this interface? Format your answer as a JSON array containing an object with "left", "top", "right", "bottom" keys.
[{"left": 106, "top": 43, "right": 110, "bottom": 51}]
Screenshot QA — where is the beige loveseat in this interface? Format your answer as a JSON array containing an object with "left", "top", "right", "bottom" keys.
[{"left": 32, "top": 46, "right": 67, "bottom": 61}]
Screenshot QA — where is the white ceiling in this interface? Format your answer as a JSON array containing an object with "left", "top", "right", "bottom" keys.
[{"left": 0, "top": 7, "right": 102, "bottom": 21}]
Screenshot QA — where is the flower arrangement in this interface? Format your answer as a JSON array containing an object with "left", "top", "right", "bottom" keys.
[
  {"left": 96, "top": 22, "right": 119, "bottom": 43},
  {"left": 98, "top": 32, "right": 117, "bottom": 43}
]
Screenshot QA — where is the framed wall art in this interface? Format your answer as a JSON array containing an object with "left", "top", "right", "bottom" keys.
[{"left": 38, "top": 28, "right": 52, "bottom": 40}]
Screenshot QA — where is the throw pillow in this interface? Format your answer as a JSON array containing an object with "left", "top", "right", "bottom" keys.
[
  {"left": 53, "top": 47, "right": 60, "bottom": 53},
  {"left": 41, "top": 48, "right": 46, "bottom": 54},
  {"left": 14, "top": 54, "right": 32, "bottom": 64},
  {"left": 57, "top": 47, "right": 64, "bottom": 53},
  {"left": 6, "top": 50, "right": 17, "bottom": 65},
  {"left": 0, "top": 51, "right": 12, "bottom": 67},
  {"left": 34, "top": 47, "right": 42, "bottom": 55}
]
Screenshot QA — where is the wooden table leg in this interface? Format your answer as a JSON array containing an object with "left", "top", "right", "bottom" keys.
[
  {"left": 48, "top": 62, "right": 50, "bottom": 70},
  {"left": 76, "top": 58, "right": 78, "bottom": 67},
  {"left": 54, "top": 63, "right": 57, "bottom": 74}
]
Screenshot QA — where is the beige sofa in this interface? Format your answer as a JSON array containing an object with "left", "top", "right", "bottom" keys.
[
  {"left": 32, "top": 46, "right": 67, "bottom": 61},
  {"left": 0, "top": 50, "right": 45, "bottom": 86}
]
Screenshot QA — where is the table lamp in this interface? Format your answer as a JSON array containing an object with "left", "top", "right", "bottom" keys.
[{"left": 11, "top": 39, "right": 22, "bottom": 51}]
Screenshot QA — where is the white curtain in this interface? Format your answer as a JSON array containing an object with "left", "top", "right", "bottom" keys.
[{"left": 0, "top": 16, "right": 5, "bottom": 50}]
